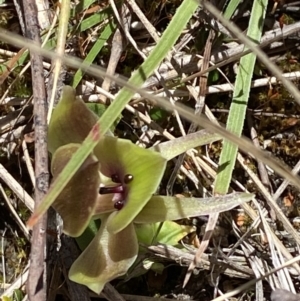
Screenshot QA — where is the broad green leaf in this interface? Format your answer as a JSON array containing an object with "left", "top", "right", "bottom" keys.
[
  {"left": 48, "top": 86, "right": 98, "bottom": 154},
  {"left": 69, "top": 214, "right": 138, "bottom": 294},
  {"left": 94, "top": 136, "right": 167, "bottom": 234},
  {"left": 134, "top": 193, "right": 253, "bottom": 223},
  {"left": 135, "top": 221, "right": 195, "bottom": 246},
  {"left": 51, "top": 144, "right": 100, "bottom": 237},
  {"left": 151, "top": 129, "right": 220, "bottom": 160}
]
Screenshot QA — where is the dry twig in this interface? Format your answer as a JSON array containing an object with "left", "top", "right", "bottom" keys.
[{"left": 23, "top": 1, "right": 49, "bottom": 300}]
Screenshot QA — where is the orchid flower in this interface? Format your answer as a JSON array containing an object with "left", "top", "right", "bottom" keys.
[{"left": 48, "top": 86, "right": 253, "bottom": 294}]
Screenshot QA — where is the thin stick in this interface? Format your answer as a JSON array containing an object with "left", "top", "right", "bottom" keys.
[
  {"left": 0, "top": 184, "right": 30, "bottom": 240},
  {"left": 22, "top": 140, "right": 35, "bottom": 188},
  {"left": 23, "top": 1, "right": 49, "bottom": 300},
  {"left": 1, "top": 228, "right": 7, "bottom": 286},
  {"left": 0, "top": 164, "right": 34, "bottom": 211}
]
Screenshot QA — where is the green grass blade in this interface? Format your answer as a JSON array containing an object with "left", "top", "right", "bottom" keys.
[
  {"left": 223, "top": 0, "right": 243, "bottom": 19},
  {"left": 98, "top": 0, "right": 198, "bottom": 135},
  {"left": 74, "top": 0, "right": 99, "bottom": 15},
  {"left": 72, "top": 20, "right": 116, "bottom": 88},
  {"left": 79, "top": 8, "right": 113, "bottom": 32},
  {"left": 214, "top": 0, "right": 268, "bottom": 194},
  {"left": 48, "top": 0, "right": 71, "bottom": 122}
]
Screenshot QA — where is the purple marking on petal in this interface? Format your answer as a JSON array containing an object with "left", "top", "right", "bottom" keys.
[
  {"left": 112, "top": 192, "right": 123, "bottom": 202},
  {"left": 99, "top": 185, "right": 124, "bottom": 194}
]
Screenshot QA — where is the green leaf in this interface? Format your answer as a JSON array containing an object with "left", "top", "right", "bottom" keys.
[
  {"left": 51, "top": 144, "right": 100, "bottom": 237},
  {"left": 86, "top": 103, "right": 121, "bottom": 132},
  {"left": 13, "top": 289, "right": 23, "bottom": 301},
  {"left": 151, "top": 129, "right": 220, "bottom": 160},
  {"left": 208, "top": 70, "right": 219, "bottom": 83},
  {"left": 135, "top": 221, "right": 195, "bottom": 246},
  {"left": 69, "top": 214, "right": 138, "bottom": 294},
  {"left": 92, "top": 0, "right": 199, "bottom": 141},
  {"left": 149, "top": 107, "right": 168, "bottom": 122},
  {"left": 86, "top": 103, "right": 107, "bottom": 117},
  {"left": 223, "top": 0, "right": 243, "bottom": 19},
  {"left": 49, "top": 0, "right": 70, "bottom": 119},
  {"left": 134, "top": 193, "right": 253, "bottom": 223},
  {"left": 74, "top": 0, "right": 101, "bottom": 14},
  {"left": 94, "top": 136, "right": 167, "bottom": 234},
  {"left": 143, "top": 260, "right": 165, "bottom": 274},
  {"left": 78, "top": 8, "right": 113, "bottom": 32}
]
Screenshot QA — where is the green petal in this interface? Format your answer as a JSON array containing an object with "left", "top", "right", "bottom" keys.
[
  {"left": 69, "top": 214, "right": 138, "bottom": 294},
  {"left": 94, "top": 136, "right": 167, "bottom": 234},
  {"left": 48, "top": 86, "right": 98, "bottom": 154},
  {"left": 134, "top": 193, "right": 253, "bottom": 223},
  {"left": 51, "top": 144, "right": 100, "bottom": 237}
]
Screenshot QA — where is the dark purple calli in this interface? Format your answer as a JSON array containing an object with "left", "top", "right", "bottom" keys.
[{"left": 99, "top": 173, "right": 133, "bottom": 210}]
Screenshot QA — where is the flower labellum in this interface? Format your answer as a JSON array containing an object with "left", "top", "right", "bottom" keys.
[
  {"left": 94, "top": 136, "right": 167, "bottom": 234},
  {"left": 99, "top": 174, "right": 135, "bottom": 210}
]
